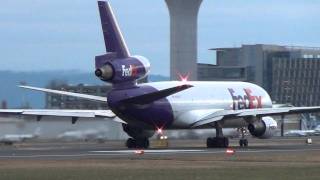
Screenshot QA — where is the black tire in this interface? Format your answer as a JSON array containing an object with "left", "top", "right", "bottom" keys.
[
  {"left": 142, "top": 139, "right": 150, "bottom": 149},
  {"left": 244, "top": 139, "right": 248, "bottom": 147},
  {"left": 223, "top": 137, "right": 229, "bottom": 148},
  {"left": 207, "top": 137, "right": 229, "bottom": 148},
  {"left": 239, "top": 139, "right": 248, "bottom": 147},
  {"left": 239, "top": 139, "right": 244, "bottom": 147},
  {"left": 126, "top": 138, "right": 136, "bottom": 148},
  {"left": 136, "top": 138, "right": 150, "bottom": 149},
  {"left": 206, "top": 137, "right": 214, "bottom": 148}
]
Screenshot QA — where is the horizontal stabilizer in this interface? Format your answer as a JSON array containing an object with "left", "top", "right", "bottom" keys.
[
  {"left": 121, "top": 84, "right": 193, "bottom": 105},
  {"left": 20, "top": 86, "right": 108, "bottom": 103}
]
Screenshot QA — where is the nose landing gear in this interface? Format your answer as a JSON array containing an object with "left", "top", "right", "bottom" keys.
[{"left": 239, "top": 127, "right": 248, "bottom": 147}]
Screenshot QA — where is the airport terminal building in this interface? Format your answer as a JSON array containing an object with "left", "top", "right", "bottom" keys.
[{"left": 198, "top": 44, "right": 320, "bottom": 106}]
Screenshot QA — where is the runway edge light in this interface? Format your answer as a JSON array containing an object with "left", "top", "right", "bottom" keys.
[{"left": 226, "top": 148, "right": 236, "bottom": 155}]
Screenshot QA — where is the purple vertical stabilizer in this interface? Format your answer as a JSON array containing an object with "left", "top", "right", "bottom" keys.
[
  {"left": 98, "top": 1, "right": 130, "bottom": 58},
  {"left": 95, "top": 53, "right": 117, "bottom": 70}
]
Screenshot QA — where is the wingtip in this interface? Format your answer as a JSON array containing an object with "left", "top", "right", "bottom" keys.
[
  {"left": 181, "top": 84, "right": 194, "bottom": 89},
  {"left": 18, "top": 85, "right": 31, "bottom": 89}
]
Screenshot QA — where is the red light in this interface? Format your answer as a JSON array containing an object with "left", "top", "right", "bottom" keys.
[
  {"left": 134, "top": 150, "right": 144, "bottom": 155},
  {"left": 181, "top": 76, "right": 188, "bottom": 83},
  {"left": 157, "top": 128, "right": 163, "bottom": 135},
  {"left": 177, "top": 72, "right": 190, "bottom": 83},
  {"left": 226, "top": 148, "right": 235, "bottom": 155}
]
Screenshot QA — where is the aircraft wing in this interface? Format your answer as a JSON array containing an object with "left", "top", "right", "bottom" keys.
[
  {"left": 20, "top": 86, "right": 108, "bottom": 102},
  {"left": 191, "top": 106, "right": 320, "bottom": 128},
  {"left": 0, "top": 109, "right": 124, "bottom": 124}
]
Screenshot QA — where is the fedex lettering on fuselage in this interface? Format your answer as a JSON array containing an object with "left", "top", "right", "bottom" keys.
[
  {"left": 228, "top": 88, "right": 262, "bottom": 110},
  {"left": 121, "top": 65, "right": 137, "bottom": 77}
]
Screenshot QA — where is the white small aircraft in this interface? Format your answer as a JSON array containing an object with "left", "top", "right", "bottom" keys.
[
  {"left": 57, "top": 129, "right": 109, "bottom": 142},
  {"left": 284, "top": 125, "right": 320, "bottom": 137},
  {"left": 0, "top": 128, "right": 40, "bottom": 145}
]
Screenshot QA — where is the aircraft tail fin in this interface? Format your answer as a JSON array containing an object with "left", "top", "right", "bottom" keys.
[{"left": 98, "top": 1, "right": 130, "bottom": 58}]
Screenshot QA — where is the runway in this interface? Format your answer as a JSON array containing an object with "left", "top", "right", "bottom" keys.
[
  {"left": 1, "top": 137, "right": 320, "bottom": 180},
  {"left": 0, "top": 137, "right": 319, "bottom": 160}
]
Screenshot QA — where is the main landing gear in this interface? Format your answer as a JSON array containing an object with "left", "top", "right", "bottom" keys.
[
  {"left": 122, "top": 124, "right": 152, "bottom": 149},
  {"left": 239, "top": 127, "right": 248, "bottom": 147},
  {"left": 126, "top": 138, "right": 150, "bottom": 149},
  {"left": 207, "top": 122, "right": 229, "bottom": 148}
]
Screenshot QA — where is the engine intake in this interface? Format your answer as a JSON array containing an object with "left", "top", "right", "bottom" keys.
[
  {"left": 95, "top": 64, "right": 114, "bottom": 81},
  {"left": 95, "top": 55, "right": 150, "bottom": 84},
  {"left": 248, "top": 117, "right": 277, "bottom": 139}
]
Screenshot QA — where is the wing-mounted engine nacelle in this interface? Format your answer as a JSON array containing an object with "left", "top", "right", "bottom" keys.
[
  {"left": 95, "top": 55, "right": 150, "bottom": 84},
  {"left": 248, "top": 116, "right": 277, "bottom": 139}
]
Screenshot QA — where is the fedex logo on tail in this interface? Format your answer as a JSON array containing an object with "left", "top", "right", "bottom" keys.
[
  {"left": 122, "top": 65, "right": 137, "bottom": 77},
  {"left": 228, "top": 88, "right": 262, "bottom": 110}
]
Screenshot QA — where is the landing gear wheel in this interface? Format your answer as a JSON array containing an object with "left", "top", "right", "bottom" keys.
[
  {"left": 239, "top": 139, "right": 248, "bottom": 147},
  {"left": 126, "top": 138, "right": 136, "bottom": 148},
  {"left": 126, "top": 138, "right": 150, "bottom": 149},
  {"left": 222, "top": 137, "right": 229, "bottom": 147},
  {"left": 136, "top": 138, "right": 150, "bottom": 149},
  {"left": 207, "top": 137, "right": 214, "bottom": 148},
  {"left": 207, "top": 137, "right": 229, "bottom": 148}
]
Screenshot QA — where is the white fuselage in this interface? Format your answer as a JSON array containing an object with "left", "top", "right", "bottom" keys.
[{"left": 146, "top": 81, "right": 273, "bottom": 129}]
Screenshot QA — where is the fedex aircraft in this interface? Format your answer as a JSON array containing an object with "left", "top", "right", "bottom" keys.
[{"left": 1, "top": 1, "right": 320, "bottom": 148}]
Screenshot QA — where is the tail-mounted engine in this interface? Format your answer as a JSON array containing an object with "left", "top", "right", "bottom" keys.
[
  {"left": 95, "top": 1, "right": 150, "bottom": 85},
  {"left": 95, "top": 54, "right": 150, "bottom": 84},
  {"left": 248, "top": 116, "right": 277, "bottom": 139}
]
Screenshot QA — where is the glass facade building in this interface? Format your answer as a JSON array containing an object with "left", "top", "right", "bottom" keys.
[{"left": 198, "top": 44, "right": 320, "bottom": 106}]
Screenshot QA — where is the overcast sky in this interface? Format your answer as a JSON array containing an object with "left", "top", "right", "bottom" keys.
[{"left": 0, "top": 0, "right": 319, "bottom": 76}]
